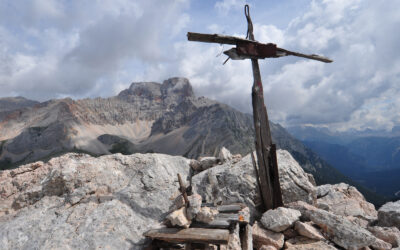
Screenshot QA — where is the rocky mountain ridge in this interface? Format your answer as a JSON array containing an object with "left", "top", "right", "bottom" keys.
[{"left": 0, "top": 77, "right": 253, "bottom": 166}]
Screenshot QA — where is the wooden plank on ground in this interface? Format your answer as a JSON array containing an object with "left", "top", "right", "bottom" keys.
[
  {"left": 192, "top": 219, "right": 231, "bottom": 229},
  {"left": 144, "top": 228, "right": 230, "bottom": 244},
  {"left": 217, "top": 204, "right": 245, "bottom": 213}
]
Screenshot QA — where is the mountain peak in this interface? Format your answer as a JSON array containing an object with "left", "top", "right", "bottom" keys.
[
  {"left": 117, "top": 77, "right": 194, "bottom": 103},
  {"left": 161, "top": 77, "right": 194, "bottom": 98}
]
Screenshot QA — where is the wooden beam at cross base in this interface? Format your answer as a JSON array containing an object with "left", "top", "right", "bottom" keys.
[{"left": 144, "top": 228, "right": 230, "bottom": 245}]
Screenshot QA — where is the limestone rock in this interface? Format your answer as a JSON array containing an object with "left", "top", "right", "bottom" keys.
[
  {"left": 370, "top": 238, "right": 392, "bottom": 250},
  {"left": 368, "top": 226, "right": 400, "bottom": 248},
  {"left": 286, "top": 200, "right": 318, "bottom": 217},
  {"left": 252, "top": 222, "right": 284, "bottom": 249},
  {"left": 306, "top": 173, "right": 316, "bottom": 186},
  {"left": 347, "top": 216, "right": 369, "bottom": 228},
  {"left": 277, "top": 150, "right": 317, "bottom": 205},
  {"left": 260, "top": 207, "right": 301, "bottom": 232},
  {"left": 0, "top": 153, "right": 191, "bottom": 249},
  {"left": 192, "top": 150, "right": 316, "bottom": 220},
  {"left": 316, "top": 183, "right": 377, "bottom": 221},
  {"left": 187, "top": 193, "right": 202, "bottom": 220},
  {"left": 196, "top": 207, "right": 218, "bottom": 223},
  {"left": 378, "top": 200, "right": 400, "bottom": 229},
  {"left": 192, "top": 154, "right": 261, "bottom": 219},
  {"left": 190, "top": 159, "right": 202, "bottom": 171},
  {"left": 167, "top": 207, "right": 190, "bottom": 228},
  {"left": 294, "top": 221, "right": 325, "bottom": 240},
  {"left": 218, "top": 147, "right": 232, "bottom": 162},
  {"left": 231, "top": 154, "right": 242, "bottom": 164},
  {"left": 302, "top": 205, "right": 376, "bottom": 249},
  {"left": 198, "top": 156, "right": 220, "bottom": 171},
  {"left": 284, "top": 236, "right": 337, "bottom": 250}
]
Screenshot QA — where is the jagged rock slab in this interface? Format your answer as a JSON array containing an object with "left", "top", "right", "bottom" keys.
[
  {"left": 316, "top": 183, "right": 377, "bottom": 221},
  {"left": 278, "top": 150, "right": 316, "bottom": 205},
  {"left": 293, "top": 202, "right": 377, "bottom": 249},
  {"left": 378, "top": 200, "right": 400, "bottom": 229},
  {"left": 0, "top": 153, "right": 191, "bottom": 249}
]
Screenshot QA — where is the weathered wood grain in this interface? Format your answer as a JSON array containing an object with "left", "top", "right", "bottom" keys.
[{"left": 144, "top": 228, "right": 230, "bottom": 244}]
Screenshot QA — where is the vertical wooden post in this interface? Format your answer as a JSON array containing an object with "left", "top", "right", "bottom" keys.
[
  {"left": 245, "top": 4, "right": 283, "bottom": 210},
  {"left": 178, "top": 174, "right": 190, "bottom": 207}
]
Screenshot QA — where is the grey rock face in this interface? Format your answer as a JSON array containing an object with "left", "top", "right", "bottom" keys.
[
  {"left": 0, "top": 153, "right": 191, "bottom": 249},
  {"left": 378, "top": 200, "right": 400, "bottom": 229},
  {"left": 277, "top": 150, "right": 316, "bottom": 205},
  {"left": 316, "top": 183, "right": 377, "bottom": 221},
  {"left": 191, "top": 149, "right": 316, "bottom": 220},
  {"left": 260, "top": 207, "right": 301, "bottom": 232},
  {"left": 0, "top": 97, "right": 39, "bottom": 121}
]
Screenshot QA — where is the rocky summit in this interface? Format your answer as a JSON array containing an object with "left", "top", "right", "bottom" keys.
[{"left": 1, "top": 148, "right": 399, "bottom": 249}]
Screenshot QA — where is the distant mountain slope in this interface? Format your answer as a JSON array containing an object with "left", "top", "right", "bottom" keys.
[
  {"left": 288, "top": 126, "right": 400, "bottom": 199},
  {"left": 302, "top": 140, "right": 368, "bottom": 178},
  {"left": 0, "top": 77, "right": 387, "bottom": 206},
  {"left": 0, "top": 97, "right": 39, "bottom": 121},
  {"left": 271, "top": 124, "right": 387, "bottom": 206},
  {"left": 0, "top": 96, "right": 39, "bottom": 112},
  {"left": 348, "top": 136, "right": 400, "bottom": 170}
]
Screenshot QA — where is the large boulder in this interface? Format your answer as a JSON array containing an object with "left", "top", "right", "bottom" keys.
[
  {"left": 260, "top": 207, "right": 301, "bottom": 232},
  {"left": 277, "top": 150, "right": 316, "bottom": 205},
  {"left": 0, "top": 153, "right": 191, "bottom": 249},
  {"left": 316, "top": 183, "right": 377, "bottom": 221},
  {"left": 377, "top": 200, "right": 400, "bottom": 229},
  {"left": 191, "top": 149, "right": 316, "bottom": 219}
]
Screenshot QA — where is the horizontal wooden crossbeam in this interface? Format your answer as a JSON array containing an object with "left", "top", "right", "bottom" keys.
[{"left": 187, "top": 32, "right": 333, "bottom": 63}]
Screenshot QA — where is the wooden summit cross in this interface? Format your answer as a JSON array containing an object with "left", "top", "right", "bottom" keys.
[{"left": 187, "top": 5, "right": 332, "bottom": 211}]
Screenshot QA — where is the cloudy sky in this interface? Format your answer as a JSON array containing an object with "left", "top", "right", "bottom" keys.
[{"left": 1, "top": 0, "right": 400, "bottom": 131}]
